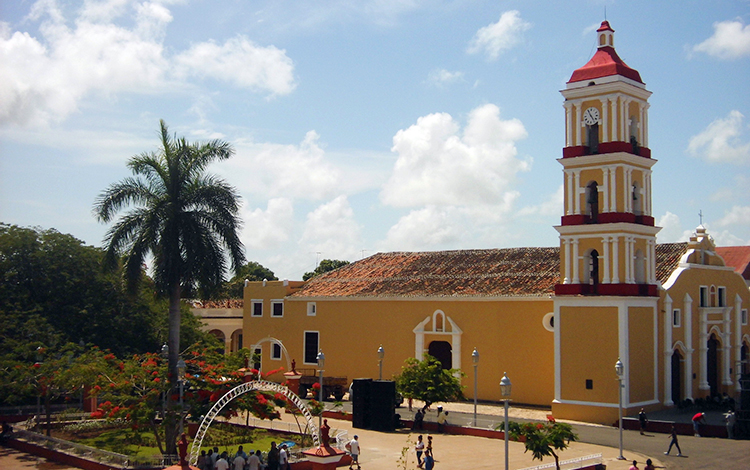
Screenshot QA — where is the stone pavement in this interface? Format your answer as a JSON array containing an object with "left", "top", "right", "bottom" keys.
[{"left": 0, "top": 445, "right": 78, "bottom": 470}]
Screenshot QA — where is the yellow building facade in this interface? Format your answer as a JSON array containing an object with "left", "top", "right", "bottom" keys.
[{"left": 240, "top": 22, "right": 750, "bottom": 424}]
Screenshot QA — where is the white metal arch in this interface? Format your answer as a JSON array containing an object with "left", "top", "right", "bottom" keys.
[
  {"left": 251, "top": 336, "right": 293, "bottom": 373},
  {"left": 189, "top": 380, "right": 318, "bottom": 466}
]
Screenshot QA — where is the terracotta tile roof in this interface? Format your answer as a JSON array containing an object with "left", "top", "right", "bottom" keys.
[
  {"left": 192, "top": 299, "right": 244, "bottom": 309},
  {"left": 715, "top": 246, "right": 750, "bottom": 280},
  {"left": 655, "top": 242, "right": 688, "bottom": 284},
  {"left": 293, "top": 243, "right": 699, "bottom": 299},
  {"left": 292, "top": 247, "right": 561, "bottom": 298}
]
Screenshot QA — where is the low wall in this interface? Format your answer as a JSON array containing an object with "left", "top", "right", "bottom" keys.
[{"left": 5, "top": 438, "right": 125, "bottom": 470}]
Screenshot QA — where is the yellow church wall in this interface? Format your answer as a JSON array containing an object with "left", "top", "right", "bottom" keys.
[
  {"left": 243, "top": 284, "right": 556, "bottom": 407},
  {"left": 628, "top": 306, "right": 655, "bottom": 404},
  {"left": 558, "top": 306, "right": 619, "bottom": 404}
]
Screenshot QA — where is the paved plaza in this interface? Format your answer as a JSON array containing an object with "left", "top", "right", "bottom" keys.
[{"left": 2, "top": 401, "right": 749, "bottom": 469}]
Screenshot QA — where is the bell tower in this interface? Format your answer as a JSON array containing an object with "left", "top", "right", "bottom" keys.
[
  {"left": 556, "top": 20, "right": 660, "bottom": 296},
  {"left": 552, "top": 21, "right": 662, "bottom": 423}
]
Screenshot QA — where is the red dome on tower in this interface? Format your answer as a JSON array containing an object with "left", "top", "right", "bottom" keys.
[{"left": 567, "top": 21, "right": 643, "bottom": 85}]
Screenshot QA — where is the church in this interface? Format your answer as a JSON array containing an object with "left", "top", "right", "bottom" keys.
[{"left": 226, "top": 21, "right": 750, "bottom": 424}]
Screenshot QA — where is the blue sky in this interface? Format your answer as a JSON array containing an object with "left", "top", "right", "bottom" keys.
[{"left": 1, "top": 0, "right": 749, "bottom": 281}]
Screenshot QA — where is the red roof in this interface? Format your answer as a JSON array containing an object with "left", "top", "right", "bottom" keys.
[
  {"left": 715, "top": 246, "right": 750, "bottom": 280},
  {"left": 290, "top": 243, "right": 689, "bottom": 299},
  {"left": 568, "top": 46, "right": 643, "bottom": 84}
]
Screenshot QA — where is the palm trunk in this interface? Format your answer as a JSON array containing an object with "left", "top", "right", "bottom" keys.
[{"left": 165, "top": 282, "right": 182, "bottom": 456}]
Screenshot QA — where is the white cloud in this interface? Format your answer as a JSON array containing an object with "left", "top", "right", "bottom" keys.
[
  {"left": 227, "top": 130, "right": 341, "bottom": 200},
  {"left": 467, "top": 10, "right": 530, "bottom": 60},
  {"left": 0, "top": 0, "right": 296, "bottom": 126},
  {"left": 381, "top": 206, "right": 463, "bottom": 250},
  {"left": 687, "top": 110, "right": 750, "bottom": 164},
  {"left": 241, "top": 198, "right": 294, "bottom": 249},
  {"left": 174, "top": 36, "right": 296, "bottom": 95},
  {"left": 717, "top": 206, "right": 750, "bottom": 227},
  {"left": 426, "top": 68, "right": 464, "bottom": 88},
  {"left": 518, "top": 185, "right": 563, "bottom": 217},
  {"left": 300, "top": 196, "right": 363, "bottom": 259},
  {"left": 693, "top": 19, "right": 750, "bottom": 60},
  {"left": 657, "top": 212, "right": 692, "bottom": 243},
  {"left": 381, "top": 103, "right": 529, "bottom": 208}
]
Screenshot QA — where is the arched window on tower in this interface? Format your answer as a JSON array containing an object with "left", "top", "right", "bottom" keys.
[
  {"left": 584, "top": 249, "right": 599, "bottom": 293},
  {"left": 587, "top": 122, "right": 599, "bottom": 154},
  {"left": 629, "top": 115, "right": 639, "bottom": 154},
  {"left": 586, "top": 181, "right": 599, "bottom": 223},
  {"left": 634, "top": 249, "right": 646, "bottom": 283},
  {"left": 632, "top": 181, "right": 642, "bottom": 216}
]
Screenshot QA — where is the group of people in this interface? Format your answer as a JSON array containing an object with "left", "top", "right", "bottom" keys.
[
  {"left": 411, "top": 405, "right": 449, "bottom": 433},
  {"left": 414, "top": 435, "right": 434, "bottom": 470},
  {"left": 196, "top": 443, "right": 290, "bottom": 470}
]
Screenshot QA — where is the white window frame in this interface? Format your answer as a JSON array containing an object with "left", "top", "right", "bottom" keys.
[
  {"left": 251, "top": 300, "right": 263, "bottom": 317},
  {"left": 271, "top": 299, "right": 284, "bottom": 317},
  {"left": 303, "top": 331, "right": 320, "bottom": 365},
  {"left": 271, "top": 342, "right": 282, "bottom": 360},
  {"left": 672, "top": 308, "right": 681, "bottom": 328},
  {"left": 307, "top": 302, "right": 317, "bottom": 316}
]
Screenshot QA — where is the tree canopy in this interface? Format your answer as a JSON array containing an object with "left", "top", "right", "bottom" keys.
[
  {"left": 394, "top": 354, "right": 464, "bottom": 410},
  {"left": 217, "top": 261, "right": 278, "bottom": 299},
  {"left": 303, "top": 259, "right": 350, "bottom": 281},
  {"left": 510, "top": 421, "right": 578, "bottom": 470},
  {"left": 93, "top": 120, "right": 245, "bottom": 454}
]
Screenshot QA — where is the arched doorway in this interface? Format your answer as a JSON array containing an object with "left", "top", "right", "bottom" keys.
[
  {"left": 209, "top": 329, "right": 226, "bottom": 354},
  {"left": 230, "top": 329, "right": 243, "bottom": 352},
  {"left": 428, "top": 341, "right": 452, "bottom": 370},
  {"left": 585, "top": 249, "right": 599, "bottom": 294},
  {"left": 671, "top": 350, "right": 683, "bottom": 405},
  {"left": 707, "top": 334, "right": 719, "bottom": 397},
  {"left": 586, "top": 181, "right": 599, "bottom": 222}
]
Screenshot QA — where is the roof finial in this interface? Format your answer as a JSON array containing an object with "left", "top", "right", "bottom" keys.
[
  {"left": 698, "top": 209, "right": 704, "bottom": 227},
  {"left": 604, "top": 6, "right": 607, "bottom": 21}
]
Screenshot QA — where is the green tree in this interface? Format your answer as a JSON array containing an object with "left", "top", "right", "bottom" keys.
[
  {"left": 93, "top": 120, "right": 245, "bottom": 454},
  {"left": 218, "top": 261, "right": 278, "bottom": 299},
  {"left": 510, "top": 421, "right": 578, "bottom": 470},
  {"left": 303, "top": 259, "right": 349, "bottom": 281},
  {"left": 394, "top": 354, "right": 464, "bottom": 411},
  {"left": 0, "top": 224, "right": 159, "bottom": 358}
]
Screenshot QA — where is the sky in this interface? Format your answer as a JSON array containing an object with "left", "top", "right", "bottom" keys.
[{"left": 1, "top": 0, "right": 749, "bottom": 281}]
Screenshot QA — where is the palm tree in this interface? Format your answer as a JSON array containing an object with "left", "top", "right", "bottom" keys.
[{"left": 93, "top": 120, "right": 245, "bottom": 455}]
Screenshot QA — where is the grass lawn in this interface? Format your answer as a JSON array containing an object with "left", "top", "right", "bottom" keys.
[{"left": 56, "top": 422, "right": 305, "bottom": 458}]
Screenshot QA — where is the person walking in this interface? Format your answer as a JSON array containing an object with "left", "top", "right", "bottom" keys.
[
  {"left": 638, "top": 408, "right": 648, "bottom": 435},
  {"left": 346, "top": 435, "right": 361, "bottom": 470},
  {"left": 664, "top": 425, "right": 682, "bottom": 456},
  {"left": 692, "top": 412, "right": 706, "bottom": 436},
  {"left": 423, "top": 448, "right": 434, "bottom": 470},
  {"left": 725, "top": 410, "right": 736, "bottom": 439},
  {"left": 415, "top": 435, "right": 425, "bottom": 468}
]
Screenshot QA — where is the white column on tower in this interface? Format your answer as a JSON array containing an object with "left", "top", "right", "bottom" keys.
[
  {"left": 572, "top": 238, "right": 580, "bottom": 284},
  {"left": 663, "top": 294, "right": 674, "bottom": 406},
  {"left": 684, "top": 293, "right": 694, "bottom": 400},
  {"left": 563, "top": 237, "right": 571, "bottom": 284},
  {"left": 611, "top": 236, "right": 620, "bottom": 284},
  {"left": 574, "top": 170, "right": 581, "bottom": 214},
  {"left": 612, "top": 95, "right": 619, "bottom": 141},
  {"left": 602, "top": 167, "right": 610, "bottom": 213},
  {"left": 646, "top": 239, "right": 655, "bottom": 284},
  {"left": 566, "top": 170, "right": 574, "bottom": 215},
  {"left": 564, "top": 103, "right": 573, "bottom": 147},
  {"left": 574, "top": 102, "right": 582, "bottom": 146},
  {"left": 638, "top": 102, "right": 645, "bottom": 145},
  {"left": 610, "top": 165, "right": 618, "bottom": 212},
  {"left": 645, "top": 170, "right": 652, "bottom": 216},
  {"left": 601, "top": 97, "right": 609, "bottom": 143},
  {"left": 602, "top": 237, "right": 611, "bottom": 284},
  {"left": 643, "top": 103, "right": 650, "bottom": 147}
]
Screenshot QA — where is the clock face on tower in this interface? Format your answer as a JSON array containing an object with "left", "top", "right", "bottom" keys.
[{"left": 583, "top": 107, "right": 600, "bottom": 126}]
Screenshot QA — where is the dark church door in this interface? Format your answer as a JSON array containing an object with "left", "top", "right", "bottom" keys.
[{"left": 428, "top": 341, "right": 452, "bottom": 370}]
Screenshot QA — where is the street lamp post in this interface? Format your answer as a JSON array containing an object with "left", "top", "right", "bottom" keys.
[
  {"left": 615, "top": 358, "right": 625, "bottom": 460},
  {"left": 35, "top": 346, "right": 43, "bottom": 432},
  {"left": 500, "top": 372, "right": 512, "bottom": 470},
  {"left": 317, "top": 350, "right": 325, "bottom": 436},
  {"left": 472, "top": 348, "right": 479, "bottom": 427},
  {"left": 177, "top": 358, "right": 186, "bottom": 436},
  {"left": 377, "top": 345, "right": 384, "bottom": 380}
]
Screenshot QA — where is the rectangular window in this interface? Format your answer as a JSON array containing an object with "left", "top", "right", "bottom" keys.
[
  {"left": 718, "top": 287, "right": 726, "bottom": 307},
  {"left": 253, "top": 347, "right": 261, "bottom": 370},
  {"left": 672, "top": 309, "right": 681, "bottom": 328},
  {"left": 252, "top": 300, "right": 263, "bottom": 317},
  {"left": 743, "top": 309, "right": 748, "bottom": 326},
  {"left": 304, "top": 331, "right": 319, "bottom": 364},
  {"left": 585, "top": 379, "right": 593, "bottom": 390},
  {"left": 307, "top": 302, "right": 317, "bottom": 316},
  {"left": 271, "top": 342, "right": 282, "bottom": 360},
  {"left": 699, "top": 286, "right": 708, "bottom": 307},
  {"left": 272, "top": 300, "right": 284, "bottom": 317}
]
